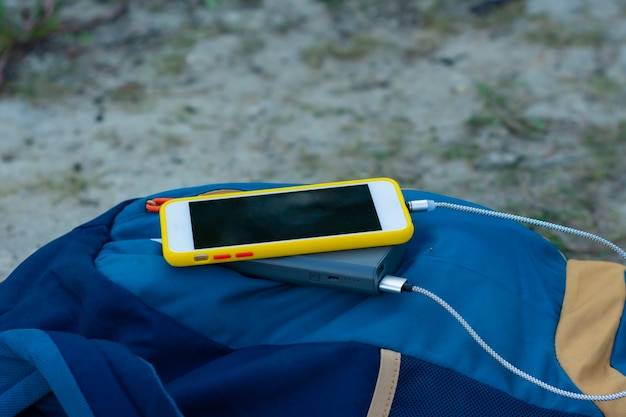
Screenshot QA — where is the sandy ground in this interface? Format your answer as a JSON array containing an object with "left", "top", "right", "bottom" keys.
[{"left": 1, "top": 0, "right": 625, "bottom": 280}]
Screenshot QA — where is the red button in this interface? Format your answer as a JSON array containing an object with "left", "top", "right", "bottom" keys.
[
  {"left": 213, "top": 254, "right": 232, "bottom": 260},
  {"left": 235, "top": 251, "right": 254, "bottom": 258}
]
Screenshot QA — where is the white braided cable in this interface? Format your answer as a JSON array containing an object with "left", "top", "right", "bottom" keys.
[
  {"left": 410, "top": 284, "right": 626, "bottom": 401},
  {"left": 405, "top": 199, "right": 626, "bottom": 400},
  {"left": 424, "top": 200, "right": 626, "bottom": 262}
]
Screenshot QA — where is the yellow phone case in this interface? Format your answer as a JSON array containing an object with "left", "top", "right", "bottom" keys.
[{"left": 159, "top": 178, "right": 414, "bottom": 267}]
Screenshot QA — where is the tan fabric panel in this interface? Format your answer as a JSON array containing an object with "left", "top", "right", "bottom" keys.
[
  {"left": 367, "top": 349, "right": 401, "bottom": 417},
  {"left": 555, "top": 260, "right": 626, "bottom": 417}
]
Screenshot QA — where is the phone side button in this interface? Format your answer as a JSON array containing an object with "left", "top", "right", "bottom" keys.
[
  {"left": 194, "top": 254, "right": 210, "bottom": 262},
  {"left": 235, "top": 251, "right": 254, "bottom": 258},
  {"left": 213, "top": 254, "right": 232, "bottom": 260}
]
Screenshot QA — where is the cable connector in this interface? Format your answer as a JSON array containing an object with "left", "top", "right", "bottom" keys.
[
  {"left": 406, "top": 199, "right": 436, "bottom": 213},
  {"left": 378, "top": 276, "right": 415, "bottom": 293}
]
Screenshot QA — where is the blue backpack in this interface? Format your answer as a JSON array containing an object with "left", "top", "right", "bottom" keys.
[{"left": 1, "top": 182, "right": 625, "bottom": 417}]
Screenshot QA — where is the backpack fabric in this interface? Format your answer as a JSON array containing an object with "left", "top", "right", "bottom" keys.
[{"left": 1, "top": 182, "right": 624, "bottom": 417}]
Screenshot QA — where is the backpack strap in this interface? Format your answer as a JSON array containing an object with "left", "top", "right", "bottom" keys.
[
  {"left": 366, "top": 349, "right": 401, "bottom": 417},
  {"left": 0, "top": 329, "right": 93, "bottom": 417}
]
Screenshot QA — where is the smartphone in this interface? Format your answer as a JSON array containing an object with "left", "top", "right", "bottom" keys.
[
  {"left": 159, "top": 178, "right": 413, "bottom": 267},
  {"left": 226, "top": 245, "right": 406, "bottom": 294}
]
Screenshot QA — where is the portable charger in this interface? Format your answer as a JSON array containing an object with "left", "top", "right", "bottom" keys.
[{"left": 225, "top": 245, "right": 406, "bottom": 295}]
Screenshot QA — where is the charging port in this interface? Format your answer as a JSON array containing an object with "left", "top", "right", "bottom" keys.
[{"left": 327, "top": 275, "right": 339, "bottom": 280}]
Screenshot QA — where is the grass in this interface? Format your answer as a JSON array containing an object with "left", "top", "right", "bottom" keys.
[
  {"left": 525, "top": 18, "right": 606, "bottom": 48},
  {"left": 0, "top": 0, "right": 128, "bottom": 90},
  {"left": 156, "top": 51, "right": 188, "bottom": 76},
  {"left": 0, "top": 0, "right": 62, "bottom": 49},
  {"left": 287, "top": 96, "right": 361, "bottom": 120},
  {"left": 409, "top": 0, "right": 527, "bottom": 34},
  {"left": 3, "top": 61, "right": 73, "bottom": 99},
  {"left": 0, "top": 0, "right": 62, "bottom": 87},
  {"left": 580, "top": 122, "right": 626, "bottom": 182},
  {"left": 435, "top": 142, "right": 482, "bottom": 162},
  {"left": 301, "top": 34, "right": 380, "bottom": 68},
  {"left": 583, "top": 76, "right": 626, "bottom": 106},
  {"left": 0, "top": 165, "right": 105, "bottom": 203},
  {"left": 105, "top": 82, "right": 147, "bottom": 109},
  {"left": 200, "top": 0, "right": 263, "bottom": 9},
  {"left": 37, "top": 167, "right": 101, "bottom": 202},
  {"left": 466, "top": 81, "right": 548, "bottom": 138},
  {"left": 340, "top": 121, "right": 407, "bottom": 161},
  {"left": 485, "top": 118, "right": 626, "bottom": 260}
]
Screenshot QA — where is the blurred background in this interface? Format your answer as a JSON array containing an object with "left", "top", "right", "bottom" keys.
[{"left": 1, "top": 0, "right": 625, "bottom": 279}]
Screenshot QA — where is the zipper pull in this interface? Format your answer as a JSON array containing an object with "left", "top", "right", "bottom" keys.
[
  {"left": 145, "top": 189, "right": 241, "bottom": 213},
  {"left": 145, "top": 197, "right": 172, "bottom": 213}
]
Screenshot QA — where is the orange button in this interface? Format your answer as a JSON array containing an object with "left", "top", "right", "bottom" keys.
[
  {"left": 213, "top": 254, "right": 232, "bottom": 260},
  {"left": 235, "top": 251, "right": 254, "bottom": 258}
]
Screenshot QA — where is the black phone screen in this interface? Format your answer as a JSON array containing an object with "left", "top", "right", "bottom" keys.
[{"left": 188, "top": 184, "right": 382, "bottom": 249}]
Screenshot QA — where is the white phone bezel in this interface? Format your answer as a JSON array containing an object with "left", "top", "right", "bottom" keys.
[
  {"left": 162, "top": 180, "right": 408, "bottom": 254},
  {"left": 368, "top": 180, "right": 410, "bottom": 232},
  {"left": 162, "top": 200, "right": 195, "bottom": 252}
]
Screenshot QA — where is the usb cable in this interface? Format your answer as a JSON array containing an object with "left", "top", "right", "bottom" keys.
[
  {"left": 406, "top": 199, "right": 626, "bottom": 262},
  {"left": 376, "top": 199, "right": 626, "bottom": 401},
  {"left": 383, "top": 276, "right": 626, "bottom": 402}
]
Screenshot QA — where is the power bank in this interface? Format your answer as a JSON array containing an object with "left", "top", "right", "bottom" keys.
[{"left": 225, "top": 245, "right": 405, "bottom": 294}]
